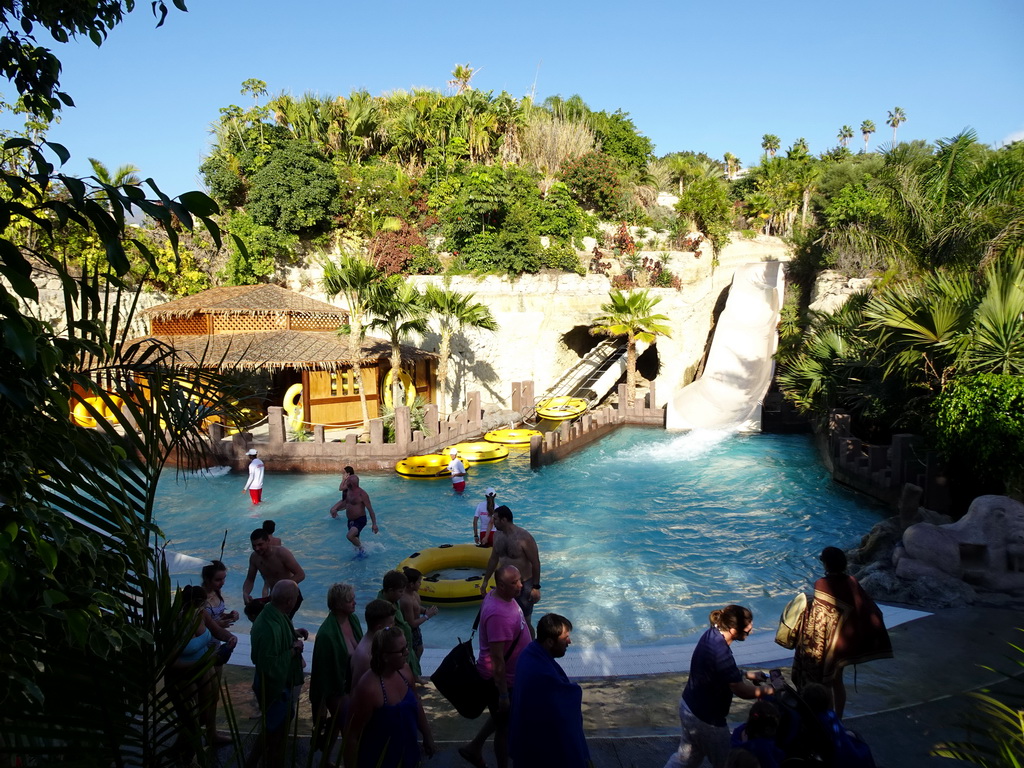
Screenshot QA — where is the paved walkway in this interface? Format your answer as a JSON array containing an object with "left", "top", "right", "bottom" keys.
[{"left": 218, "top": 605, "right": 1023, "bottom": 767}]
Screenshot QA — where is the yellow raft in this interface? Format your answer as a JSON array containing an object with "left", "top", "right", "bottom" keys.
[
  {"left": 535, "top": 396, "right": 588, "bottom": 421},
  {"left": 483, "top": 428, "right": 542, "bottom": 445},
  {"left": 399, "top": 544, "right": 491, "bottom": 605},
  {"left": 71, "top": 395, "right": 125, "bottom": 429},
  {"left": 395, "top": 453, "right": 473, "bottom": 478},
  {"left": 445, "top": 441, "right": 509, "bottom": 463}
]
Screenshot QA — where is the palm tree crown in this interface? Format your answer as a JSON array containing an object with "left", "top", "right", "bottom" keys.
[
  {"left": 761, "top": 134, "right": 781, "bottom": 157},
  {"left": 860, "top": 120, "right": 876, "bottom": 153},
  {"left": 887, "top": 107, "right": 907, "bottom": 144},
  {"left": 591, "top": 289, "right": 672, "bottom": 405},
  {"left": 424, "top": 281, "right": 499, "bottom": 411}
]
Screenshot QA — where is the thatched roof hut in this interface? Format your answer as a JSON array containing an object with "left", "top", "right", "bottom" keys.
[{"left": 135, "top": 284, "right": 435, "bottom": 427}]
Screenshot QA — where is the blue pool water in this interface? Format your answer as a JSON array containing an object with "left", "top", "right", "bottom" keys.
[{"left": 154, "top": 428, "right": 886, "bottom": 650}]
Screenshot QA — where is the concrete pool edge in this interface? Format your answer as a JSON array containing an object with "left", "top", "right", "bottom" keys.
[{"left": 225, "top": 603, "right": 931, "bottom": 679}]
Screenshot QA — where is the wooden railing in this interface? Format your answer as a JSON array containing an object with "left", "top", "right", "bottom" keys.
[{"left": 203, "top": 381, "right": 666, "bottom": 474}]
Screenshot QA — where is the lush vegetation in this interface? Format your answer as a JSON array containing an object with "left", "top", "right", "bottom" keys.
[
  {"left": 0, "top": 2, "right": 263, "bottom": 764},
  {"left": 770, "top": 126, "right": 1024, "bottom": 504}
]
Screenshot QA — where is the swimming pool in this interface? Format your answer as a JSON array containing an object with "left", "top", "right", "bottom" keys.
[{"left": 154, "top": 428, "right": 886, "bottom": 650}]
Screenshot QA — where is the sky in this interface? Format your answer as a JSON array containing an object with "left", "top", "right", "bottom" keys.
[{"left": 2, "top": 0, "right": 1022, "bottom": 196}]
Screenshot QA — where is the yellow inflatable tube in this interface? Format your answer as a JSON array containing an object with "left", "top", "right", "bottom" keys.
[
  {"left": 395, "top": 453, "right": 473, "bottom": 477},
  {"left": 71, "top": 395, "right": 124, "bottom": 429},
  {"left": 535, "top": 396, "right": 588, "bottom": 421},
  {"left": 483, "top": 428, "right": 542, "bottom": 445},
  {"left": 398, "top": 544, "right": 491, "bottom": 605},
  {"left": 444, "top": 441, "right": 509, "bottom": 463}
]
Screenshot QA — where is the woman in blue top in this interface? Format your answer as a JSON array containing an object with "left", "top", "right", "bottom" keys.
[
  {"left": 663, "top": 604, "right": 776, "bottom": 768},
  {"left": 344, "top": 626, "right": 436, "bottom": 768}
]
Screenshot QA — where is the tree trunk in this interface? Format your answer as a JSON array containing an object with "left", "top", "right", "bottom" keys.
[
  {"left": 391, "top": 343, "right": 404, "bottom": 409},
  {"left": 626, "top": 337, "right": 637, "bottom": 406},
  {"left": 349, "top": 318, "right": 370, "bottom": 436},
  {"left": 438, "top": 331, "right": 452, "bottom": 414}
]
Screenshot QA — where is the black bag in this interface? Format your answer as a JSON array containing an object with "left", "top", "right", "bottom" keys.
[
  {"left": 430, "top": 635, "right": 492, "bottom": 719},
  {"left": 431, "top": 609, "right": 524, "bottom": 719}
]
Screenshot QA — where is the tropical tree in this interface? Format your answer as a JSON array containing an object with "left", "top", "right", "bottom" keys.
[
  {"left": 1, "top": 138, "right": 244, "bottom": 765},
  {"left": 861, "top": 119, "right": 876, "bottom": 153},
  {"left": 423, "top": 279, "right": 499, "bottom": 411},
  {"left": 838, "top": 125, "right": 854, "bottom": 148},
  {"left": 590, "top": 289, "right": 672, "bottom": 405},
  {"left": 366, "top": 278, "right": 430, "bottom": 410},
  {"left": 761, "top": 133, "right": 781, "bottom": 157},
  {"left": 321, "top": 253, "right": 384, "bottom": 434},
  {"left": 887, "top": 107, "right": 907, "bottom": 144},
  {"left": 822, "top": 130, "right": 1024, "bottom": 272},
  {"left": 723, "top": 152, "right": 741, "bottom": 180},
  {"left": 448, "top": 63, "right": 478, "bottom": 95}
]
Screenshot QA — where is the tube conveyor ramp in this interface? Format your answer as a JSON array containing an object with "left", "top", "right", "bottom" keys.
[
  {"left": 666, "top": 261, "right": 785, "bottom": 433},
  {"left": 524, "top": 339, "right": 627, "bottom": 423}
]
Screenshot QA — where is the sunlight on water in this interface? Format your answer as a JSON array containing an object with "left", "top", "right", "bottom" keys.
[{"left": 154, "top": 429, "right": 885, "bottom": 650}]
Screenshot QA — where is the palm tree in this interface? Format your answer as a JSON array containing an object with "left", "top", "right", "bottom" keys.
[
  {"left": 822, "top": 129, "right": 1024, "bottom": 272},
  {"left": 366, "top": 278, "right": 430, "bottom": 410},
  {"left": 838, "top": 125, "right": 854, "bottom": 148},
  {"left": 321, "top": 253, "right": 384, "bottom": 434},
  {"left": 860, "top": 119, "right": 876, "bottom": 152},
  {"left": 887, "top": 107, "right": 907, "bottom": 144},
  {"left": 448, "top": 63, "right": 478, "bottom": 95},
  {"left": 761, "top": 134, "right": 781, "bottom": 158},
  {"left": 88, "top": 157, "right": 141, "bottom": 210},
  {"left": 724, "top": 152, "right": 741, "bottom": 180},
  {"left": 423, "top": 280, "right": 499, "bottom": 411},
  {"left": 590, "top": 289, "right": 672, "bottom": 406}
]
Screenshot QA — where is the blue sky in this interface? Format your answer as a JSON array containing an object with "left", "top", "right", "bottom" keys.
[{"left": 2, "top": 0, "right": 1021, "bottom": 196}]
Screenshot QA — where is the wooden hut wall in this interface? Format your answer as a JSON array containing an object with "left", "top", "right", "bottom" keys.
[{"left": 307, "top": 363, "right": 382, "bottom": 426}]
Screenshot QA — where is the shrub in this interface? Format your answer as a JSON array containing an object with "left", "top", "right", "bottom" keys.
[
  {"left": 405, "top": 245, "right": 442, "bottom": 275},
  {"left": 932, "top": 374, "right": 1024, "bottom": 495},
  {"left": 247, "top": 141, "right": 341, "bottom": 234},
  {"left": 542, "top": 242, "right": 585, "bottom": 275},
  {"left": 369, "top": 223, "right": 429, "bottom": 275},
  {"left": 561, "top": 151, "right": 624, "bottom": 219}
]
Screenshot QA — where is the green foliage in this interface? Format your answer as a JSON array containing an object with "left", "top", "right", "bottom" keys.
[
  {"left": 823, "top": 181, "right": 888, "bottom": 228},
  {"left": 0, "top": 136, "right": 243, "bottom": 763},
  {"left": 932, "top": 375, "right": 1024, "bottom": 493},
  {"left": 405, "top": 244, "right": 442, "bottom": 274},
  {"left": 541, "top": 241, "right": 586, "bottom": 275},
  {"left": 590, "top": 109, "right": 654, "bottom": 172},
  {"left": 561, "top": 151, "right": 624, "bottom": 219},
  {"left": 246, "top": 141, "right": 341, "bottom": 233},
  {"left": 221, "top": 211, "right": 296, "bottom": 284},
  {"left": 675, "top": 176, "right": 733, "bottom": 254},
  {"left": 537, "top": 181, "right": 587, "bottom": 241}
]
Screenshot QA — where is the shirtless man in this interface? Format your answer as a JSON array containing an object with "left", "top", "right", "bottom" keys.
[
  {"left": 342, "top": 476, "right": 378, "bottom": 556},
  {"left": 480, "top": 505, "right": 542, "bottom": 638},
  {"left": 329, "top": 465, "right": 357, "bottom": 518},
  {"left": 242, "top": 528, "right": 305, "bottom": 618}
]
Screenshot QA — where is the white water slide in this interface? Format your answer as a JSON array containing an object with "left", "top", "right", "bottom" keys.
[{"left": 666, "top": 261, "right": 785, "bottom": 433}]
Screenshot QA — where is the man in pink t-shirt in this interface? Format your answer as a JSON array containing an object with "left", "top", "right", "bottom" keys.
[{"left": 459, "top": 565, "right": 526, "bottom": 768}]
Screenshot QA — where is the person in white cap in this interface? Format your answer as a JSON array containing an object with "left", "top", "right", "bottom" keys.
[
  {"left": 446, "top": 448, "right": 467, "bottom": 494},
  {"left": 474, "top": 488, "right": 497, "bottom": 547},
  {"left": 243, "top": 448, "right": 265, "bottom": 505}
]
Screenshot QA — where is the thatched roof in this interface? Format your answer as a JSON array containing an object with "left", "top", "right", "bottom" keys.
[
  {"left": 126, "top": 331, "right": 436, "bottom": 372},
  {"left": 142, "top": 284, "right": 347, "bottom": 320}
]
